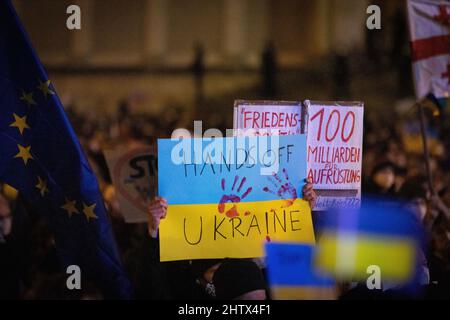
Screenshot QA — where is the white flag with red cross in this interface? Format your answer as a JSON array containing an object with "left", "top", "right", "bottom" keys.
[{"left": 407, "top": 0, "right": 450, "bottom": 99}]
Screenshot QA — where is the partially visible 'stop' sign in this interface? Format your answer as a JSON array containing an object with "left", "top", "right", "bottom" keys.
[{"left": 104, "top": 145, "right": 157, "bottom": 223}]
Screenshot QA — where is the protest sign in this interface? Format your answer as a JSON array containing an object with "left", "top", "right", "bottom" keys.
[
  {"left": 265, "top": 243, "right": 335, "bottom": 300},
  {"left": 305, "top": 101, "right": 364, "bottom": 210},
  {"left": 315, "top": 198, "right": 421, "bottom": 284},
  {"left": 233, "top": 100, "right": 305, "bottom": 136},
  {"left": 104, "top": 146, "right": 157, "bottom": 223},
  {"left": 157, "top": 134, "right": 315, "bottom": 261}
]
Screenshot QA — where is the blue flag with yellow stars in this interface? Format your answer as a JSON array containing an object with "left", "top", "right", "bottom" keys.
[{"left": 0, "top": 1, "right": 132, "bottom": 299}]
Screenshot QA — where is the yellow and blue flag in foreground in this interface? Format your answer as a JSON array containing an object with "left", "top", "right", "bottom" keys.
[
  {"left": 0, "top": 1, "right": 132, "bottom": 298},
  {"left": 157, "top": 134, "right": 315, "bottom": 261},
  {"left": 266, "top": 243, "right": 336, "bottom": 300},
  {"left": 315, "top": 196, "right": 424, "bottom": 287}
]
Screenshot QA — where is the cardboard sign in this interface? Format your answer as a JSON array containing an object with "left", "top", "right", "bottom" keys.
[
  {"left": 157, "top": 134, "right": 315, "bottom": 261},
  {"left": 233, "top": 100, "right": 305, "bottom": 136},
  {"left": 265, "top": 243, "right": 335, "bottom": 300},
  {"left": 305, "top": 101, "right": 364, "bottom": 210},
  {"left": 315, "top": 199, "right": 420, "bottom": 283},
  {"left": 104, "top": 146, "right": 157, "bottom": 223}
]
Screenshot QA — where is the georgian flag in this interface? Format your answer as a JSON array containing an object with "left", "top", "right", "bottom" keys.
[{"left": 407, "top": 0, "right": 450, "bottom": 99}]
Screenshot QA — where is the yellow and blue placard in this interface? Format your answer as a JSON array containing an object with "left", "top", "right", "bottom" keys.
[
  {"left": 157, "top": 134, "right": 315, "bottom": 261},
  {"left": 266, "top": 243, "right": 336, "bottom": 300},
  {"left": 315, "top": 197, "right": 423, "bottom": 285}
]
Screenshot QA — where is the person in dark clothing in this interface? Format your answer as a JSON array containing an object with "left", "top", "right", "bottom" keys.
[
  {"left": 261, "top": 41, "right": 278, "bottom": 98},
  {"left": 191, "top": 259, "right": 223, "bottom": 298},
  {"left": 213, "top": 258, "right": 267, "bottom": 300},
  {"left": 124, "top": 233, "right": 195, "bottom": 299},
  {"left": 123, "top": 193, "right": 219, "bottom": 300},
  {"left": 364, "top": 161, "right": 398, "bottom": 197},
  {"left": 398, "top": 176, "right": 430, "bottom": 223},
  {"left": 24, "top": 273, "right": 103, "bottom": 300},
  {"left": 332, "top": 51, "right": 351, "bottom": 100},
  {"left": 426, "top": 217, "right": 450, "bottom": 299},
  {"left": 398, "top": 177, "right": 450, "bottom": 299},
  {"left": 124, "top": 225, "right": 220, "bottom": 300},
  {"left": 131, "top": 181, "right": 318, "bottom": 300}
]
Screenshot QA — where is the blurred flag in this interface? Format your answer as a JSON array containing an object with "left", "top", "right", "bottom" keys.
[
  {"left": 315, "top": 197, "right": 423, "bottom": 287},
  {"left": 266, "top": 243, "right": 336, "bottom": 300},
  {"left": 0, "top": 1, "right": 132, "bottom": 298},
  {"left": 407, "top": 0, "right": 450, "bottom": 101},
  {"left": 402, "top": 119, "right": 443, "bottom": 155}
]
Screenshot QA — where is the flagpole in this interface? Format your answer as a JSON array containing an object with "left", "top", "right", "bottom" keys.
[{"left": 417, "top": 101, "right": 436, "bottom": 196}]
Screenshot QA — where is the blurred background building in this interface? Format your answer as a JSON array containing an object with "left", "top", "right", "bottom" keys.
[{"left": 12, "top": 0, "right": 408, "bottom": 127}]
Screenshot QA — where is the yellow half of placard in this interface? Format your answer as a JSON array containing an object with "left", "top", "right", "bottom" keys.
[
  {"left": 159, "top": 198, "right": 315, "bottom": 261},
  {"left": 315, "top": 232, "right": 417, "bottom": 282}
]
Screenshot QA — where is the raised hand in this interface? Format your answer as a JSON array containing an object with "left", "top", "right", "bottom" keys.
[
  {"left": 147, "top": 196, "right": 168, "bottom": 238},
  {"left": 302, "top": 178, "right": 317, "bottom": 210}
]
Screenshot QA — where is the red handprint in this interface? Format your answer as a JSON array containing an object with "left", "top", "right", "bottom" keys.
[
  {"left": 218, "top": 175, "right": 252, "bottom": 218},
  {"left": 263, "top": 168, "right": 298, "bottom": 208}
]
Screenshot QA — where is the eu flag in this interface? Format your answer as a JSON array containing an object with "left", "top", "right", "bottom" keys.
[{"left": 0, "top": 1, "right": 132, "bottom": 298}]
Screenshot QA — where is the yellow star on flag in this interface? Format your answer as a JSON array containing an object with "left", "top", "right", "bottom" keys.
[
  {"left": 9, "top": 113, "right": 30, "bottom": 135},
  {"left": 35, "top": 176, "right": 49, "bottom": 197},
  {"left": 20, "top": 90, "right": 36, "bottom": 106},
  {"left": 82, "top": 202, "right": 98, "bottom": 221},
  {"left": 37, "top": 79, "right": 55, "bottom": 99},
  {"left": 61, "top": 198, "right": 79, "bottom": 218},
  {"left": 14, "top": 144, "right": 33, "bottom": 165}
]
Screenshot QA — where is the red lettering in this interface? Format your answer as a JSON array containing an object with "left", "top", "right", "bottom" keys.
[
  {"left": 264, "top": 112, "right": 270, "bottom": 128},
  {"left": 271, "top": 112, "right": 279, "bottom": 127},
  {"left": 243, "top": 111, "right": 252, "bottom": 129},
  {"left": 279, "top": 112, "right": 285, "bottom": 127},
  {"left": 341, "top": 111, "right": 355, "bottom": 142},
  {"left": 293, "top": 113, "right": 300, "bottom": 127},
  {"left": 253, "top": 112, "right": 261, "bottom": 129},
  {"left": 325, "top": 110, "right": 340, "bottom": 142},
  {"left": 310, "top": 108, "right": 324, "bottom": 141}
]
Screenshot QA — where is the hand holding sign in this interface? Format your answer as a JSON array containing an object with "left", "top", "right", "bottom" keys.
[
  {"left": 158, "top": 134, "right": 315, "bottom": 261},
  {"left": 302, "top": 179, "right": 317, "bottom": 210},
  {"left": 104, "top": 146, "right": 158, "bottom": 223},
  {"left": 147, "top": 196, "right": 168, "bottom": 238}
]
